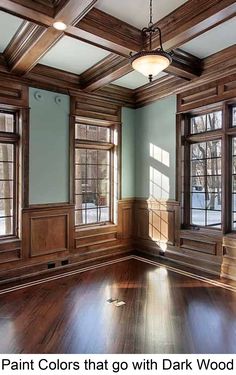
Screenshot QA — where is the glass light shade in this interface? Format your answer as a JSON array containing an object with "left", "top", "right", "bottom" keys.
[{"left": 131, "top": 53, "right": 171, "bottom": 78}]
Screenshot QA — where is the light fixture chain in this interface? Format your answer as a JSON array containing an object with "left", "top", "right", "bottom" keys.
[{"left": 149, "top": 0, "right": 153, "bottom": 26}]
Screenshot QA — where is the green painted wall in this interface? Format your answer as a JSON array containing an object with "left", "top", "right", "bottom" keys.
[
  {"left": 121, "top": 108, "right": 136, "bottom": 198},
  {"left": 135, "top": 95, "right": 176, "bottom": 200},
  {"left": 29, "top": 88, "right": 70, "bottom": 204}
]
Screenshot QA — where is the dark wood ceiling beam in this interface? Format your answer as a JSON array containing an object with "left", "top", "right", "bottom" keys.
[
  {"left": 80, "top": 54, "right": 132, "bottom": 92},
  {"left": 2, "top": 0, "right": 98, "bottom": 75},
  {"left": 75, "top": 8, "right": 142, "bottom": 56},
  {"left": 0, "top": 0, "right": 54, "bottom": 26},
  {"left": 5, "top": 0, "right": 55, "bottom": 17},
  {"left": 73, "top": 0, "right": 234, "bottom": 90},
  {"left": 80, "top": 48, "right": 202, "bottom": 92},
  {"left": 166, "top": 49, "right": 202, "bottom": 80},
  {"left": 134, "top": 45, "right": 236, "bottom": 107},
  {"left": 150, "top": 0, "right": 236, "bottom": 50}
]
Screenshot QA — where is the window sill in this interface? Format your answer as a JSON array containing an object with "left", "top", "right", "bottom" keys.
[{"left": 75, "top": 222, "right": 117, "bottom": 233}]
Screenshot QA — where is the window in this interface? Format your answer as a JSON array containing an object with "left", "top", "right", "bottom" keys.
[
  {"left": 0, "top": 111, "right": 19, "bottom": 237},
  {"left": 190, "top": 140, "right": 222, "bottom": 228},
  {"left": 180, "top": 109, "right": 223, "bottom": 230},
  {"left": 74, "top": 121, "right": 117, "bottom": 226}
]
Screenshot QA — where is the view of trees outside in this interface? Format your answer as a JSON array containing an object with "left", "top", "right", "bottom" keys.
[
  {"left": 75, "top": 124, "right": 110, "bottom": 225},
  {"left": 190, "top": 112, "right": 222, "bottom": 228},
  {"left": 0, "top": 113, "right": 14, "bottom": 236}
]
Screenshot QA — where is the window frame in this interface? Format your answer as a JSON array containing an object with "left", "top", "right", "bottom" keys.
[
  {"left": 74, "top": 117, "right": 118, "bottom": 228},
  {"left": 178, "top": 103, "right": 236, "bottom": 233},
  {"left": 0, "top": 109, "right": 20, "bottom": 239}
]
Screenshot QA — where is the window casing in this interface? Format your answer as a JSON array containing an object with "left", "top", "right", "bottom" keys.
[
  {"left": 0, "top": 110, "right": 19, "bottom": 238},
  {"left": 179, "top": 104, "right": 236, "bottom": 233},
  {"left": 74, "top": 120, "right": 117, "bottom": 226}
]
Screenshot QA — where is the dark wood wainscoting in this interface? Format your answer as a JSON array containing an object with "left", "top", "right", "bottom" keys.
[
  {"left": 134, "top": 198, "right": 223, "bottom": 275},
  {"left": 0, "top": 204, "right": 74, "bottom": 284},
  {"left": 73, "top": 199, "right": 135, "bottom": 264},
  {"left": 22, "top": 204, "right": 74, "bottom": 259}
]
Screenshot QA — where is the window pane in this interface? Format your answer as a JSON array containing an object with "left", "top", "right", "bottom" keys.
[
  {"left": 0, "top": 181, "right": 13, "bottom": 198},
  {"left": 191, "top": 115, "right": 206, "bottom": 134},
  {"left": 75, "top": 146, "right": 111, "bottom": 225},
  {"left": 191, "top": 143, "right": 206, "bottom": 159},
  {"left": 87, "top": 150, "right": 97, "bottom": 164},
  {"left": 206, "top": 111, "right": 222, "bottom": 131},
  {"left": 207, "top": 158, "right": 221, "bottom": 175},
  {"left": 206, "top": 140, "right": 221, "bottom": 158},
  {"left": 100, "top": 207, "right": 109, "bottom": 222},
  {"left": 191, "top": 177, "right": 205, "bottom": 192},
  {"left": 191, "top": 210, "right": 205, "bottom": 226},
  {"left": 190, "top": 111, "right": 222, "bottom": 134},
  {"left": 98, "top": 150, "right": 109, "bottom": 164},
  {"left": 0, "top": 198, "right": 13, "bottom": 217},
  {"left": 75, "top": 210, "right": 85, "bottom": 225},
  {"left": 0, "top": 216, "right": 13, "bottom": 236},
  {"left": 207, "top": 211, "right": 221, "bottom": 227},
  {"left": 98, "top": 164, "right": 109, "bottom": 179},
  {"left": 191, "top": 160, "right": 206, "bottom": 176},
  {"left": 0, "top": 113, "right": 14, "bottom": 132},
  {"left": 232, "top": 107, "right": 236, "bottom": 127},
  {"left": 191, "top": 193, "right": 205, "bottom": 209},
  {"left": 206, "top": 191, "right": 221, "bottom": 210},
  {"left": 75, "top": 149, "right": 86, "bottom": 164},
  {"left": 75, "top": 123, "right": 110, "bottom": 142},
  {"left": 75, "top": 164, "right": 85, "bottom": 179},
  {"left": 0, "top": 162, "right": 13, "bottom": 179},
  {"left": 87, "top": 208, "right": 98, "bottom": 224},
  {"left": 207, "top": 176, "right": 221, "bottom": 192},
  {"left": 0, "top": 143, "right": 14, "bottom": 161},
  {"left": 190, "top": 139, "right": 222, "bottom": 229},
  {"left": 87, "top": 164, "right": 97, "bottom": 179}
]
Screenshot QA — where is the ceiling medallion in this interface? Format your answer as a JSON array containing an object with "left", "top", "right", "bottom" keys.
[{"left": 130, "top": 0, "right": 172, "bottom": 83}]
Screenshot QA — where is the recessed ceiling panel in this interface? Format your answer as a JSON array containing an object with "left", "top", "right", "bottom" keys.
[
  {"left": 0, "top": 11, "right": 23, "bottom": 53},
  {"left": 40, "top": 36, "right": 110, "bottom": 74},
  {"left": 96, "top": 0, "right": 188, "bottom": 29},
  {"left": 113, "top": 71, "right": 167, "bottom": 90},
  {"left": 181, "top": 17, "right": 236, "bottom": 58}
]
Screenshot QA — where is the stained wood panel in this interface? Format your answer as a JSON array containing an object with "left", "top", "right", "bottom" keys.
[
  {"left": 178, "top": 73, "right": 236, "bottom": 112},
  {"left": 22, "top": 205, "right": 74, "bottom": 259},
  {"left": 0, "top": 79, "right": 28, "bottom": 107},
  {"left": 0, "top": 240, "right": 21, "bottom": 264},
  {"left": 135, "top": 199, "right": 179, "bottom": 247}
]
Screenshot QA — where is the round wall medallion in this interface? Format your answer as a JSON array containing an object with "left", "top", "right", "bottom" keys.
[
  {"left": 55, "top": 96, "right": 62, "bottom": 105},
  {"left": 34, "top": 91, "right": 43, "bottom": 101}
]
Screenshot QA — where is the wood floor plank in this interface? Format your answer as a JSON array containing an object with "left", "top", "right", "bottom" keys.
[{"left": 0, "top": 259, "right": 236, "bottom": 353}]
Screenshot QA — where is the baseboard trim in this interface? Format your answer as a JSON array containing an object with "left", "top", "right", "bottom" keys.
[
  {"left": 0, "top": 255, "right": 133, "bottom": 295},
  {"left": 133, "top": 255, "right": 236, "bottom": 293},
  {"left": 1, "top": 253, "right": 235, "bottom": 296}
]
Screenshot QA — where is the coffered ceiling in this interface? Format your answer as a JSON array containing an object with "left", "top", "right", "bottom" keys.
[
  {"left": 0, "top": 0, "right": 235, "bottom": 102},
  {"left": 180, "top": 17, "right": 236, "bottom": 58},
  {"left": 40, "top": 36, "right": 110, "bottom": 74},
  {"left": 0, "top": 11, "right": 22, "bottom": 52},
  {"left": 95, "top": 0, "right": 188, "bottom": 29}
]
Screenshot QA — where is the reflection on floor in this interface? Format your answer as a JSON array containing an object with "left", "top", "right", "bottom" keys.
[{"left": 0, "top": 258, "right": 236, "bottom": 353}]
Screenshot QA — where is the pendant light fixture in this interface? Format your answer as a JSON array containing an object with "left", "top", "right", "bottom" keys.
[{"left": 130, "top": 0, "right": 172, "bottom": 82}]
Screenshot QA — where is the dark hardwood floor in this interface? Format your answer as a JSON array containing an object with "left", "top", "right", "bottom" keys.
[{"left": 0, "top": 258, "right": 236, "bottom": 354}]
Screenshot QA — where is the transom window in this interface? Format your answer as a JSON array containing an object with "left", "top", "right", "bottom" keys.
[
  {"left": 0, "top": 111, "right": 19, "bottom": 237},
  {"left": 75, "top": 121, "right": 116, "bottom": 226}
]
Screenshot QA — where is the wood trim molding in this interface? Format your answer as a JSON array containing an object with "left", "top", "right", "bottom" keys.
[
  {"left": 150, "top": 0, "right": 236, "bottom": 50},
  {"left": 2, "top": 0, "right": 98, "bottom": 75}
]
